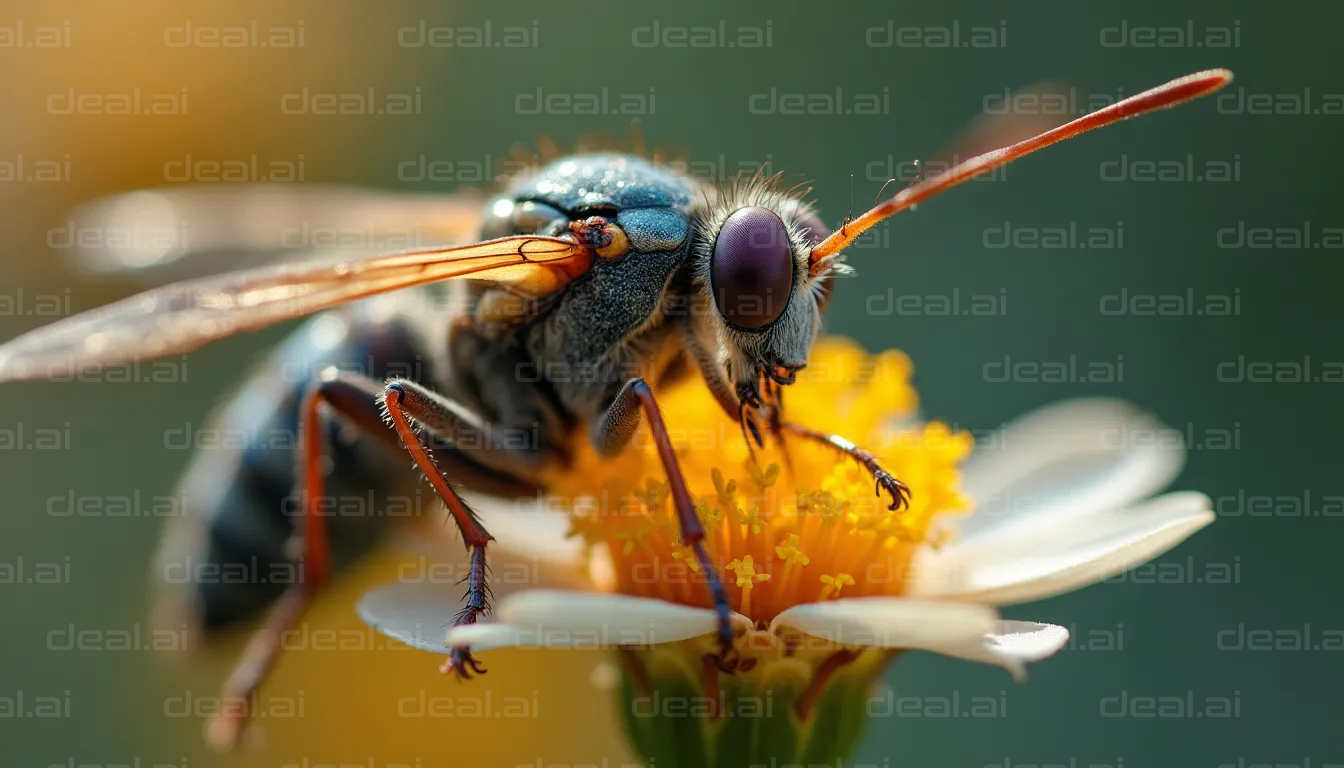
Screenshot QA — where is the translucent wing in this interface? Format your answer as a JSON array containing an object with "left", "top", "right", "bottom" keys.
[
  {"left": 61, "top": 185, "right": 485, "bottom": 281},
  {"left": 0, "top": 235, "right": 587, "bottom": 382}
]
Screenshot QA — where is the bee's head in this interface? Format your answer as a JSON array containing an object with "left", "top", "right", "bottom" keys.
[{"left": 689, "top": 178, "right": 836, "bottom": 411}]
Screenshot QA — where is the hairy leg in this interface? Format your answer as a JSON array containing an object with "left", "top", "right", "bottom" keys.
[
  {"left": 592, "top": 378, "right": 735, "bottom": 659},
  {"left": 379, "top": 377, "right": 505, "bottom": 679},
  {"left": 781, "top": 421, "right": 912, "bottom": 510},
  {"left": 208, "top": 369, "right": 387, "bottom": 749},
  {"left": 208, "top": 369, "right": 537, "bottom": 748}
]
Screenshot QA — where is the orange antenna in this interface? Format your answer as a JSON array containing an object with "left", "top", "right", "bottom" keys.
[{"left": 809, "top": 68, "right": 1233, "bottom": 276}]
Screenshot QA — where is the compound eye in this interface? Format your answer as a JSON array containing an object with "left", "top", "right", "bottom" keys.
[{"left": 710, "top": 207, "right": 795, "bottom": 330}]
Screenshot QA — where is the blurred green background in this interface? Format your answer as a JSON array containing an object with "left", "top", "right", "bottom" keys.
[{"left": 1, "top": 0, "right": 1340, "bottom": 765}]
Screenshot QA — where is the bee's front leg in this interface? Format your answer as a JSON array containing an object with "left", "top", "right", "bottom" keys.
[
  {"left": 780, "top": 422, "right": 913, "bottom": 511},
  {"left": 593, "top": 378, "right": 736, "bottom": 663}
]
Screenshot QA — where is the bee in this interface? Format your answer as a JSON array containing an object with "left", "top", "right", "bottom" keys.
[{"left": 0, "top": 69, "right": 1230, "bottom": 747}]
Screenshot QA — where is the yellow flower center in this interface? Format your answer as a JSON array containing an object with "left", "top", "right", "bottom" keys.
[{"left": 545, "top": 338, "right": 972, "bottom": 625}]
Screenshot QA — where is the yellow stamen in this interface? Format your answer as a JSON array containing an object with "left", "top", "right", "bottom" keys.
[
  {"left": 741, "top": 503, "right": 768, "bottom": 535},
  {"left": 774, "top": 534, "right": 810, "bottom": 566},
  {"left": 744, "top": 460, "right": 781, "bottom": 491},
  {"left": 548, "top": 338, "right": 972, "bottom": 624},
  {"left": 695, "top": 498, "right": 723, "bottom": 528},
  {"left": 727, "top": 555, "right": 770, "bottom": 615},
  {"left": 712, "top": 468, "right": 737, "bottom": 508},
  {"left": 671, "top": 541, "right": 700, "bottom": 572},
  {"left": 819, "top": 573, "right": 855, "bottom": 600}
]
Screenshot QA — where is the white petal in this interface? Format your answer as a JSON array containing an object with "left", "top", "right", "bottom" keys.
[
  {"left": 910, "top": 492, "right": 1214, "bottom": 604},
  {"left": 359, "top": 585, "right": 730, "bottom": 653},
  {"left": 771, "top": 598, "right": 998, "bottom": 651},
  {"left": 954, "top": 398, "right": 1185, "bottom": 542},
  {"left": 941, "top": 621, "right": 1071, "bottom": 681},
  {"left": 488, "top": 589, "right": 727, "bottom": 647},
  {"left": 984, "top": 620, "right": 1070, "bottom": 662},
  {"left": 356, "top": 581, "right": 463, "bottom": 654}
]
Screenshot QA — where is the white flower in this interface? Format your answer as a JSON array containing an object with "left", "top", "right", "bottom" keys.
[
  {"left": 360, "top": 398, "right": 1210, "bottom": 680},
  {"left": 357, "top": 337, "right": 1213, "bottom": 768}
]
